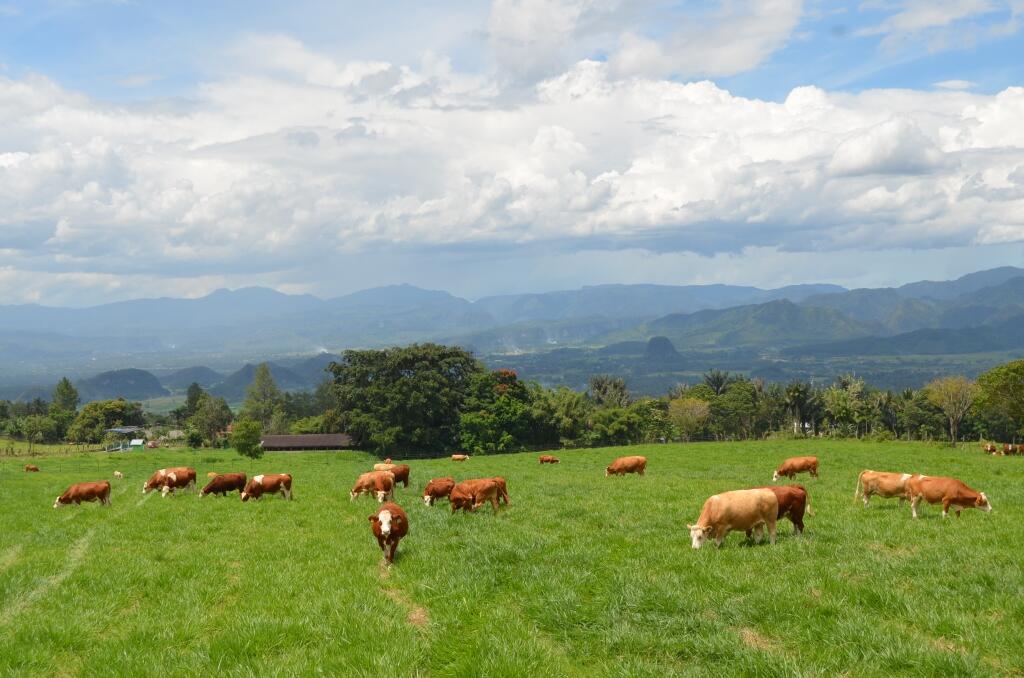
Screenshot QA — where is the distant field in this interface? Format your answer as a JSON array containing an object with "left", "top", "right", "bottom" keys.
[
  {"left": 1, "top": 441, "right": 1022, "bottom": 676},
  {"left": 0, "top": 437, "right": 100, "bottom": 457}
]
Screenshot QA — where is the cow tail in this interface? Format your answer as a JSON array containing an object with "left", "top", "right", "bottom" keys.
[
  {"left": 805, "top": 496, "right": 813, "bottom": 516},
  {"left": 854, "top": 472, "right": 864, "bottom": 502}
]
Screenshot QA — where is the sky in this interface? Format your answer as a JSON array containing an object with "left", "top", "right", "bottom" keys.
[{"left": 1, "top": 0, "right": 1024, "bottom": 306}]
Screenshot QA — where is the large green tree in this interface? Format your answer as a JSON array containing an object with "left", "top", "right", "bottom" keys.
[
  {"left": 329, "top": 343, "right": 482, "bottom": 453},
  {"left": 976, "top": 359, "right": 1024, "bottom": 439},
  {"left": 67, "top": 399, "right": 145, "bottom": 444},
  {"left": 51, "top": 377, "right": 80, "bottom": 413},
  {"left": 588, "top": 375, "right": 631, "bottom": 408},
  {"left": 242, "top": 363, "right": 283, "bottom": 430},
  {"left": 231, "top": 417, "right": 263, "bottom": 459},
  {"left": 924, "top": 376, "right": 977, "bottom": 444},
  {"left": 188, "top": 393, "right": 233, "bottom": 446}
]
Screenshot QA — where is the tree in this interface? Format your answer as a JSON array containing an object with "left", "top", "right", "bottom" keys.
[
  {"left": 976, "top": 360, "right": 1024, "bottom": 439},
  {"left": 329, "top": 344, "right": 482, "bottom": 454},
  {"left": 51, "top": 377, "right": 80, "bottom": 413},
  {"left": 185, "top": 382, "right": 205, "bottom": 418},
  {"left": 241, "top": 364, "right": 283, "bottom": 430},
  {"left": 21, "top": 415, "right": 59, "bottom": 451},
  {"left": 187, "top": 393, "right": 233, "bottom": 446},
  {"left": 785, "top": 381, "right": 811, "bottom": 434},
  {"left": 67, "top": 399, "right": 145, "bottom": 443},
  {"left": 459, "top": 370, "right": 534, "bottom": 454},
  {"left": 702, "top": 369, "right": 735, "bottom": 396},
  {"left": 668, "top": 397, "right": 710, "bottom": 441},
  {"left": 588, "top": 375, "right": 631, "bottom": 408},
  {"left": 231, "top": 417, "right": 264, "bottom": 459},
  {"left": 925, "top": 376, "right": 978, "bottom": 444}
]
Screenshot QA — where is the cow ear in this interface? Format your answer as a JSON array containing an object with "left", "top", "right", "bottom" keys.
[
  {"left": 368, "top": 515, "right": 376, "bottom": 522},
  {"left": 393, "top": 515, "right": 402, "bottom": 525},
  {"left": 703, "top": 526, "right": 713, "bottom": 535}
]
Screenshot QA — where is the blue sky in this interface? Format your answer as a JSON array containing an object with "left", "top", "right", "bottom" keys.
[{"left": 1, "top": 1, "right": 1024, "bottom": 304}]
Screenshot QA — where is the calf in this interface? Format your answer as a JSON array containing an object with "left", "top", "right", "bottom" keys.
[
  {"left": 201, "top": 472, "right": 247, "bottom": 497},
  {"left": 687, "top": 489, "right": 778, "bottom": 549},
  {"left": 983, "top": 443, "right": 997, "bottom": 454},
  {"left": 389, "top": 464, "right": 411, "bottom": 488},
  {"left": 539, "top": 455, "right": 560, "bottom": 464},
  {"left": 54, "top": 481, "right": 111, "bottom": 508},
  {"left": 142, "top": 467, "right": 197, "bottom": 497},
  {"left": 855, "top": 470, "right": 913, "bottom": 506},
  {"left": 750, "top": 484, "right": 810, "bottom": 536},
  {"left": 422, "top": 477, "right": 455, "bottom": 506},
  {"left": 369, "top": 502, "right": 409, "bottom": 565},
  {"left": 113, "top": 471, "right": 124, "bottom": 479},
  {"left": 773, "top": 456, "right": 819, "bottom": 481},
  {"left": 350, "top": 471, "right": 395, "bottom": 502},
  {"left": 451, "top": 454, "right": 470, "bottom": 462},
  {"left": 605, "top": 455, "right": 647, "bottom": 477},
  {"left": 241, "top": 473, "right": 293, "bottom": 502},
  {"left": 24, "top": 464, "right": 40, "bottom": 472},
  {"left": 1003, "top": 443, "right": 1014, "bottom": 456},
  {"left": 450, "top": 478, "right": 502, "bottom": 513},
  {"left": 907, "top": 475, "right": 992, "bottom": 519}
]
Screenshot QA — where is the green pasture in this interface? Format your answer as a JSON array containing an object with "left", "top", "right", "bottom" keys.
[{"left": 1, "top": 441, "right": 1021, "bottom": 676}]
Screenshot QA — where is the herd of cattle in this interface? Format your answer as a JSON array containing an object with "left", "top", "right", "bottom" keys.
[
  {"left": 983, "top": 442, "right": 1024, "bottom": 456},
  {"left": 33, "top": 448, "right": 995, "bottom": 562}
]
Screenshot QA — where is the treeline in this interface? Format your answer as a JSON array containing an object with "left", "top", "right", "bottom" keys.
[{"left": 2, "top": 344, "right": 1022, "bottom": 455}]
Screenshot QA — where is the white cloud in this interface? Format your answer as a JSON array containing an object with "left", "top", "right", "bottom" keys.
[
  {"left": 2, "top": 40, "right": 1024, "bottom": 303},
  {"left": 934, "top": 79, "right": 976, "bottom": 89},
  {"left": 857, "top": 0, "right": 1021, "bottom": 52}
]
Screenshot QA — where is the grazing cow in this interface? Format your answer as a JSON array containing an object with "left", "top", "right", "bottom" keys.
[
  {"left": 539, "top": 455, "right": 560, "bottom": 464},
  {"left": 687, "top": 489, "right": 778, "bottom": 549},
  {"left": 451, "top": 454, "right": 470, "bottom": 462},
  {"left": 983, "top": 443, "right": 997, "bottom": 454},
  {"left": 53, "top": 481, "right": 111, "bottom": 508},
  {"left": 422, "top": 477, "right": 455, "bottom": 506},
  {"left": 24, "top": 464, "right": 40, "bottom": 473},
  {"left": 389, "top": 464, "right": 411, "bottom": 488},
  {"left": 113, "top": 471, "right": 123, "bottom": 479},
  {"left": 750, "top": 484, "right": 810, "bottom": 536},
  {"left": 450, "top": 478, "right": 502, "bottom": 513},
  {"left": 373, "top": 463, "right": 397, "bottom": 472},
  {"left": 369, "top": 502, "right": 408, "bottom": 565},
  {"left": 773, "top": 456, "right": 819, "bottom": 481},
  {"left": 142, "top": 467, "right": 197, "bottom": 497},
  {"left": 201, "top": 472, "right": 247, "bottom": 497},
  {"left": 854, "top": 470, "right": 913, "bottom": 506},
  {"left": 605, "top": 455, "right": 647, "bottom": 477},
  {"left": 906, "top": 475, "right": 992, "bottom": 519},
  {"left": 350, "top": 471, "right": 395, "bottom": 502},
  {"left": 241, "top": 473, "right": 293, "bottom": 502}
]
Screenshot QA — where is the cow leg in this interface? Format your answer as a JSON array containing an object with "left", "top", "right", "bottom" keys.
[
  {"left": 745, "top": 529, "right": 753, "bottom": 541},
  {"left": 376, "top": 535, "right": 386, "bottom": 554},
  {"left": 911, "top": 495, "right": 921, "bottom": 519},
  {"left": 942, "top": 499, "right": 951, "bottom": 518},
  {"left": 752, "top": 524, "right": 764, "bottom": 544}
]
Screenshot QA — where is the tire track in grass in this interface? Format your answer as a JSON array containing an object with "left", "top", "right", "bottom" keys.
[{"left": 0, "top": 530, "right": 93, "bottom": 627}]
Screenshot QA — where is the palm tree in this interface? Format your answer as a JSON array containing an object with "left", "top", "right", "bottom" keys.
[{"left": 702, "top": 369, "right": 734, "bottom": 396}]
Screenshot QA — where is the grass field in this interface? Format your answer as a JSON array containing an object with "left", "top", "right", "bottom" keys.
[{"left": 1, "top": 441, "right": 1022, "bottom": 676}]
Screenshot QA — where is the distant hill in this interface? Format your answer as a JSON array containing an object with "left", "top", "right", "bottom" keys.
[
  {"left": 209, "top": 363, "right": 310, "bottom": 401},
  {"left": 76, "top": 369, "right": 169, "bottom": 402},
  {"left": 637, "top": 300, "right": 873, "bottom": 349},
  {"left": 286, "top": 353, "right": 342, "bottom": 385},
  {"left": 159, "top": 366, "right": 225, "bottom": 391},
  {"left": 896, "top": 266, "right": 1024, "bottom": 300}
]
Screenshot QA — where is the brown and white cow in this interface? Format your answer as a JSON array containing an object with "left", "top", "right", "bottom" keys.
[
  {"left": 906, "top": 475, "right": 992, "bottom": 519},
  {"left": 983, "top": 443, "right": 997, "bottom": 454},
  {"left": 350, "top": 471, "right": 395, "bottom": 502},
  {"left": 241, "top": 473, "right": 293, "bottom": 502},
  {"left": 687, "top": 489, "right": 778, "bottom": 549},
  {"left": 24, "top": 464, "right": 40, "bottom": 472},
  {"left": 451, "top": 454, "right": 470, "bottom": 462},
  {"left": 200, "top": 472, "right": 247, "bottom": 497},
  {"left": 369, "top": 501, "right": 409, "bottom": 565},
  {"left": 423, "top": 477, "right": 456, "bottom": 506},
  {"left": 750, "top": 484, "right": 811, "bottom": 536},
  {"left": 450, "top": 478, "right": 502, "bottom": 513},
  {"left": 605, "top": 455, "right": 647, "bottom": 477},
  {"left": 142, "top": 467, "right": 197, "bottom": 497},
  {"left": 539, "top": 455, "right": 560, "bottom": 464},
  {"left": 389, "top": 464, "right": 411, "bottom": 488},
  {"left": 854, "top": 470, "right": 913, "bottom": 506},
  {"left": 772, "top": 456, "right": 819, "bottom": 481},
  {"left": 54, "top": 481, "right": 111, "bottom": 508}
]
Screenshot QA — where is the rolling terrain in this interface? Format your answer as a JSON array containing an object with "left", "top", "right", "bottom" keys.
[{"left": 1, "top": 441, "right": 1021, "bottom": 675}]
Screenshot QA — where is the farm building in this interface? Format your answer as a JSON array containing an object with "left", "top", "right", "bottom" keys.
[{"left": 260, "top": 433, "right": 353, "bottom": 451}]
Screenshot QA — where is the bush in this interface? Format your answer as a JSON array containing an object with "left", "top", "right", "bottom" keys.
[{"left": 231, "top": 418, "right": 263, "bottom": 459}]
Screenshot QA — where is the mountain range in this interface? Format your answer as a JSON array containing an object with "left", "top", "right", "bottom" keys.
[{"left": 2, "top": 266, "right": 1023, "bottom": 399}]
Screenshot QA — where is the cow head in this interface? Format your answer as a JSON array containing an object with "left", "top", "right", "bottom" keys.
[
  {"left": 375, "top": 489, "right": 388, "bottom": 502},
  {"left": 772, "top": 470, "right": 780, "bottom": 481},
  {"left": 605, "top": 467, "right": 611, "bottom": 477},
  {"left": 349, "top": 490, "right": 360, "bottom": 501},
  {"left": 423, "top": 494, "right": 433, "bottom": 506},
  {"left": 977, "top": 492, "right": 992, "bottom": 512},
  {"left": 375, "top": 509, "right": 399, "bottom": 537},
  {"left": 53, "top": 496, "right": 63, "bottom": 508},
  {"left": 687, "top": 524, "right": 713, "bottom": 549}
]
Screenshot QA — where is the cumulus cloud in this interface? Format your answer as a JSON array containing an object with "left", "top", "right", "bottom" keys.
[{"left": 2, "top": 39, "right": 1024, "bottom": 303}]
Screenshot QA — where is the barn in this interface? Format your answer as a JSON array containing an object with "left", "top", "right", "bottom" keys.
[{"left": 260, "top": 433, "right": 353, "bottom": 451}]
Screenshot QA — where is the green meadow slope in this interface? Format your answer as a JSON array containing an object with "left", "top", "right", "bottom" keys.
[{"left": 1, "top": 442, "right": 1022, "bottom": 676}]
